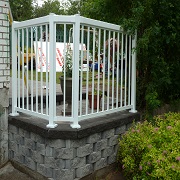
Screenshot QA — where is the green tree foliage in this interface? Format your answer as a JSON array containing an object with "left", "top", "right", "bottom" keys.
[
  {"left": 9, "top": 0, "right": 33, "bottom": 21},
  {"left": 33, "top": 0, "right": 65, "bottom": 18},
  {"left": 81, "top": 0, "right": 129, "bottom": 24},
  {"left": 81, "top": 0, "right": 180, "bottom": 113},
  {"left": 64, "top": 0, "right": 81, "bottom": 15}
]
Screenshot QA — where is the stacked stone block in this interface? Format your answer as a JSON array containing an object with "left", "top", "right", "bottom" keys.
[{"left": 8, "top": 123, "right": 129, "bottom": 180}]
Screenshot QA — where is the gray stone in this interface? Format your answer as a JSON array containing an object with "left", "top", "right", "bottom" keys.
[
  {"left": 101, "top": 147, "right": 114, "bottom": 158},
  {"left": 25, "top": 131, "right": 31, "bottom": 138},
  {"left": 86, "top": 133, "right": 101, "bottom": 144},
  {"left": 36, "top": 143, "right": 46, "bottom": 155},
  {"left": 30, "top": 132, "right": 45, "bottom": 144},
  {"left": 54, "top": 148, "right": 74, "bottom": 159},
  {"left": 69, "top": 138, "right": 86, "bottom": 148},
  {"left": 18, "top": 128, "right": 26, "bottom": 137},
  {"left": 25, "top": 148, "right": 32, "bottom": 157},
  {"left": 8, "top": 132, "right": 14, "bottom": 141},
  {"left": 65, "top": 140, "right": 71, "bottom": 148},
  {"left": 45, "top": 156, "right": 58, "bottom": 168},
  {"left": 115, "top": 125, "right": 126, "bottom": 135},
  {"left": 16, "top": 144, "right": 20, "bottom": 152},
  {"left": 73, "top": 148, "right": 77, "bottom": 157},
  {"left": 37, "top": 163, "right": 46, "bottom": 176},
  {"left": 55, "top": 159, "right": 65, "bottom": 169},
  {"left": 107, "top": 153, "right": 116, "bottom": 164},
  {"left": 18, "top": 145, "right": 26, "bottom": 156},
  {"left": 8, "top": 141, "right": 16, "bottom": 151},
  {"left": 25, "top": 139, "right": 36, "bottom": 150},
  {"left": 47, "top": 139, "right": 66, "bottom": 148},
  {"left": 31, "top": 151, "right": 45, "bottom": 164},
  {"left": 114, "top": 144, "right": 119, "bottom": 154},
  {"left": 87, "top": 151, "right": 101, "bottom": 164},
  {"left": 19, "top": 155, "right": 25, "bottom": 164},
  {"left": 0, "top": 108, "right": 9, "bottom": 166},
  {"left": 14, "top": 155, "right": 21, "bottom": 163},
  {"left": 102, "top": 129, "right": 115, "bottom": 139},
  {"left": 76, "top": 164, "right": 93, "bottom": 178},
  {"left": 65, "top": 160, "right": 71, "bottom": 169},
  {"left": 30, "top": 132, "right": 37, "bottom": 141},
  {"left": 7, "top": 110, "right": 140, "bottom": 179},
  {"left": 93, "top": 158, "right": 107, "bottom": 171},
  {"left": 94, "top": 139, "right": 107, "bottom": 151},
  {"left": 108, "top": 135, "right": 119, "bottom": 146},
  {"left": 46, "top": 167, "right": 53, "bottom": 178},
  {"left": 46, "top": 146, "right": 54, "bottom": 156},
  {"left": 34, "top": 134, "right": 45, "bottom": 144},
  {"left": 25, "top": 157, "right": 37, "bottom": 170},
  {"left": 9, "top": 125, "right": 18, "bottom": 134},
  {"left": 9, "top": 150, "right": 14, "bottom": 159},
  {"left": 15, "top": 135, "right": 24, "bottom": 145},
  {"left": 72, "top": 157, "right": 86, "bottom": 168},
  {"left": 77, "top": 144, "right": 93, "bottom": 157}
]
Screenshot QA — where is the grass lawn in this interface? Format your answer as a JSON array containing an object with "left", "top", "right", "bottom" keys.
[{"left": 10, "top": 69, "right": 121, "bottom": 88}]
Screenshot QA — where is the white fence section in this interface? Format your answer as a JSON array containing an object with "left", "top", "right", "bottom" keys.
[{"left": 10, "top": 14, "right": 137, "bottom": 128}]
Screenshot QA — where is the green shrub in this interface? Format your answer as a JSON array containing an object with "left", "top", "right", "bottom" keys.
[{"left": 117, "top": 112, "right": 180, "bottom": 179}]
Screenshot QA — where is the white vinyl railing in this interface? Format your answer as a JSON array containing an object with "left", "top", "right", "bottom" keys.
[{"left": 10, "top": 14, "right": 137, "bottom": 128}]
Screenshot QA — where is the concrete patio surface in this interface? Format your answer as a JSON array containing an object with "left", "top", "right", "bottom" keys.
[
  {"left": 0, "top": 162, "right": 35, "bottom": 180},
  {"left": 0, "top": 161, "right": 125, "bottom": 180}
]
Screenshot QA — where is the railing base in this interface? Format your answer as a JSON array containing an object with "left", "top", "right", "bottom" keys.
[
  {"left": 129, "top": 109, "right": 137, "bottom": 113},
  {"left": 9, "top": 112, "right": 19, "bottom": 116},
  {"left": 70, "top": 123, "right": 81, "bottom": 129},
  {"left": 46, "top": 123, "right": 58, "bottom": 128}
]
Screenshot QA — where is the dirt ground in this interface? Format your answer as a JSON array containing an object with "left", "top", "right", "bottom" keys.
[{"left": 100, "top": 170, "right": 125, "bottom": 180}]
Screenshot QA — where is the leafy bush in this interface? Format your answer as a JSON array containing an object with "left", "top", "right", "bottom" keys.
[{"left": 117, "top": 112, "right": 180, "bottom": 179}]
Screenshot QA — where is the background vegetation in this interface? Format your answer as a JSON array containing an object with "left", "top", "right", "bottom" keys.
[
  {"left": 80, "top": 0, "right": 180, "bottom": 117},
  {"left": 9, "top": 0, "right": 180, "bottom": 116}
]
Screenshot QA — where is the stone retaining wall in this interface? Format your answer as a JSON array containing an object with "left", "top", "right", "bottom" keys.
[{"left": 8, "top": 111, "right": 140, "bottom": 179}]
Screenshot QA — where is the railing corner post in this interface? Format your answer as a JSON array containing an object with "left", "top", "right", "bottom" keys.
[
  {"left": 10, "top": 22, "right": 19, "bottom": 117},
  {"left": 71, "top": 13, "right": 81, "bottom": 128},
  {"left": 130, "top": 31, "right": 137, "bottom": 113},
  {"left": 48, "top": 13, "right": 57, "bottom": 128}
]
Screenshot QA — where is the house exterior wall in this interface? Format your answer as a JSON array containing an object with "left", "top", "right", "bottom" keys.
[{"left": 0, "top": 0, "right": 10, "bottom": 166}]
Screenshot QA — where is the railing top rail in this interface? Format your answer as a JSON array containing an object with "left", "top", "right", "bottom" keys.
[
  {"left": 12, "top": 14, "right": 123, "bottom": 32},
  {"left": 12, "top": 15, "right": 50, "bottom": 29},
  {"left": 12, "top": 14, "right": 75, "bottom": 29},
  {"left": 79, "top": 16, "right": 123, "bottom": 32}
]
